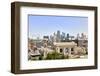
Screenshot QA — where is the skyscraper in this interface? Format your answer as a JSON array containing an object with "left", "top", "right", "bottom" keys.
[
  {"left": 57, "top": 30, "right": 61, "bottom": 42},
  {"left": 53, "top": 32, "right": 57, "bottom": 42},
  {"left": 61, "top": 32, "right": 65, "bottom": 40},
  {"left": 66, "top": 33, "right": 69, "bottom": 40},
  {"left": 77, "top": 33, "right": 80, "bottom": 40}
]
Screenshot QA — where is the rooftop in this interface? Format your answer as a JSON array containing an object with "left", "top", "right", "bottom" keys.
[{"left": 53, "top": 41, "right": 77, "bottom": 47}]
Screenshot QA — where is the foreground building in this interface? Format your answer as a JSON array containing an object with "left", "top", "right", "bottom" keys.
[{"left": 53, "top": 41, "right": 77, "bottom": 56}]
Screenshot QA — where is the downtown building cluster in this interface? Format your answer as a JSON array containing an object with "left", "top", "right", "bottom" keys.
[{"left": 28, "top": 30, "right": 88, "bottom": 60}]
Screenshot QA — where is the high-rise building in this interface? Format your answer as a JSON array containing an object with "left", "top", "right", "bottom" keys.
[
  {"left": 77, "top": 33, "right": 80, "bottom": 40},
  {"left": 67, "top": 33, "right": 69, "bottom": 39},
  {"left": 53, "top": 32, "right": 57, "bottom": 42},
  {"left": 50, "top": 35, "right": 54, "bottom": 44},
  {"left": 61, "top": 32, "right": 65, "bottom": 40},
  {"left": 77, "top": 33, "right": 88, "bottom": 48},
  {"left": 57, "top": 30, "right": 60, "bottom": 38},
  {"left": 81, "top": 33, "right": 87, "bottom": 40},
  {"left": 70, "top": 36, "right": 75, "bottom": 40},
  {"left": 56, "top": 30, "right": 61, "bottom": 42},
  {"left": 81, "top": 33, "right": 84, "bottom": 39}
]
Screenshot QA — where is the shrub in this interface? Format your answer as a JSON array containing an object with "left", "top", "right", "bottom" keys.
[{"left": 46, "top": 51, "right": 65, "bottom": 59}]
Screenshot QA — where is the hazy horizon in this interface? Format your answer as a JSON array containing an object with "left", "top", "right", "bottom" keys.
[{"left": 28, "top": 15, "right": 88, "bottom": 39}]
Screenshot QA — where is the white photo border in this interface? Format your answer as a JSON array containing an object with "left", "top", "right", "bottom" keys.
[{"left": 20, "top": 6, "right": 95, "bottom": 70}]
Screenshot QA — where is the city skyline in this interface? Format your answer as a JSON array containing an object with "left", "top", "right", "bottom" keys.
[
  {"left": 28, "top": 15, "right": 88, "bottom": 39},
  {"left": 28, "top": 30, "right": 87, "bottom": 40}
]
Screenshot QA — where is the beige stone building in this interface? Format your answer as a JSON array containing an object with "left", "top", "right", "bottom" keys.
[
  {"left": 53, "top": 41, "right": 77, "bottom": 56},
  {"left": 53, "top": 41, "right": 87, "bottom": 59}
]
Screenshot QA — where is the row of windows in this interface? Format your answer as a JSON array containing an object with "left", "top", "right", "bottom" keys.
[{"left": 59, "top": 48, "right": 74, "bottom": 53}]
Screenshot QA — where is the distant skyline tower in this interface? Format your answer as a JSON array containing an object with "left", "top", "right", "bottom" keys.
[
  {"left": 50, "top": 35, "right": 53, "bottom": 41},
  {"left": 81, "top": 33, "right": 87, "bottom": 40},
  {"left": 37, "top": 37, "right": 40, "bottom": 40},
  {"left": 81, "top": 33, "right": 84, "bottom": 38},
  {"left": 53, "top": 32, "right": 57, "bottom": 42},
  {"left": 62, "top": 32, "right": 65, "bottom": 39},
  {"left": 57, "top": 30, "right": 60, "bottom": 37},
  {"left": 67, "top": 33, "right": 69, "bottom": 39},
  {"left": 77, "top": 33, "right": 80, "bottom": 39},
  {"left": 57, "top": 30, "right": 61, "bottom": 42},
  {"left": 61, "top": 32, "right": 66, "bottom": 40}
]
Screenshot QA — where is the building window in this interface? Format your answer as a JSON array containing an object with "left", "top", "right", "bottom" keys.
[
  {"left": 71, "top": 48, "right": 73, "bottom": 51},
  {"left": 60, "top": 49, "right": 63, "bottom": 53}
]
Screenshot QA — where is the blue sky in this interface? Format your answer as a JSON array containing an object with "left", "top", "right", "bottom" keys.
[{"left": 28, "top": 15, "right": 88, "bottom": 39}]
